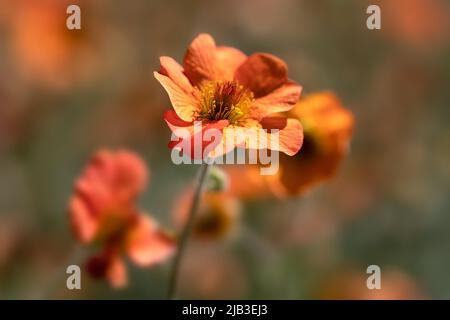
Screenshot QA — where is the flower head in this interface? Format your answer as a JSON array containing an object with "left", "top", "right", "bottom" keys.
[
  {"left": 270, "top": 92, "right": 354, "bottom": 195},
  {"left": 69, "top": 150, "right": 175, "bottom": 287},
  {"left": 154, "top": 33, "right": 304, "bottom": 159}
]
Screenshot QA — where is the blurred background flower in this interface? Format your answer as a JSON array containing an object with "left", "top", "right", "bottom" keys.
[
  {"left": 173, "top": 188, "right": 241, "bottom": 241},
  {"left": 270, "top": 91, "right": 354, "bottom": 196},
  {"left": 0, "top": 0, "right": 449, "bottom": 299},
  {"left": 316, "top": 268, "right": 425, "bottom": 300},
  {"left": 69, "top": 150, "right": 175, "bottom": 288}
]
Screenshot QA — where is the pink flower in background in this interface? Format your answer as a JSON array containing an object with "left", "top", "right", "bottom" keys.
[{"left": 69, "top": 150, "right": 175, "bottom": 287}]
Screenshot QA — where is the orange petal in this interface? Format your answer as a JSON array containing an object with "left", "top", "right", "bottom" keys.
[
  {"left": 206, "top": 126, "right": 248, "bottom": 158},
  {"left": 258, "top": 117, "right": 304, "bottom": 156},
  {"left": 126, "top": 215, "right": 175, "bottom": 266},
  {"left": 235, "top": 53, "right": 288, "bottom": 98},
  {"left": 215, "top": 118, "right": 302, "bottom": 156},
  {"left": 88, "top": 150, "right": 127, "bottom": 184},
  {"left": 215, "top": 46, "right": 247, "bottom": 81},
  {"left": 154, "top": 71, "right": 199, "bottom": 121},
  {"left": 86, "top": 150, "right": 148, "bottom": 203},
  {"left": 74, "top": 176, "right": 110, "bottom": 216},
  {"left": 164, "top": 110, "right": 229, "bottom": 160},
  {"left": 69, "top": 150, "right": 149, "bottom": 244},
  {"left": 159, "top": 56, "right": 194, "bottom": 93},
  {"left": 69, "top": 196, "right": 98, "bottom": 243},
  {"left": 112, "top": 150, "right": 149, "bottom": 198},
  {"left": 106, "top": 255, "right": 128, "bottom": 288},
  {"left": 251, "top": 81, "right": 302, "bottom": 120},
  {"left": 183, "top": 33, "right": 218, "bottom": 85}
]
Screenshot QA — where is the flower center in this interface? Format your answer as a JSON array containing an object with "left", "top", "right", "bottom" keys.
[{"left": 198, "top": 80, "right": 254, "bottom": 124}]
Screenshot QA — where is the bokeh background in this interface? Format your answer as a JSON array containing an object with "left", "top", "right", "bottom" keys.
[{"left": 0, "top": 0, "right": 449, "bottom": 299}]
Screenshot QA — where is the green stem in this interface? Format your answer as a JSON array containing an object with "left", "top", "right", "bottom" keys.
[{"left": 167, "top": 162, "right": 210, "bottom": 299}]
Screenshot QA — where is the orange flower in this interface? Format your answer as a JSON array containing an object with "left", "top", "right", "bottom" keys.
[
  {"left": 227, "top": 92, "right": 354, "bottom": 197},
  {"left": 154, "top": 33, "right": 303, "bottom": 159},
  {"left": 173, "top": 189, "right": 241, "bottom": 241},
  {"left": 4, "top": 0, "right": 94, "bottom": 89},
  {"left": 69, "top": 150, "right": 175, "bottom": 288},
  {"left": 271, "top": 92, "right": 354, "bottom": 195}
]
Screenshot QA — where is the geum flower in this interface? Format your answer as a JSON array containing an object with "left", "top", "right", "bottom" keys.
[
  {"left": 69, "top": 150, "right": 175, "bottom": 288},
  {"left": 154, "top": 33, "right": 303, "bottom": 160},
  {"left": 268, "top": 92, "right": 354, "bottom": 196}
]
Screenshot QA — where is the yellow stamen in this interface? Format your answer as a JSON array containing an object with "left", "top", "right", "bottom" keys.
[{"left": 198, "top": 80, "right": 254, "bottom": 125}]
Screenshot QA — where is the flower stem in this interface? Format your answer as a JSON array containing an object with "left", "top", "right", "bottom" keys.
[{"left": 167, "top": 162, "right": 210, "bottom": 299}]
